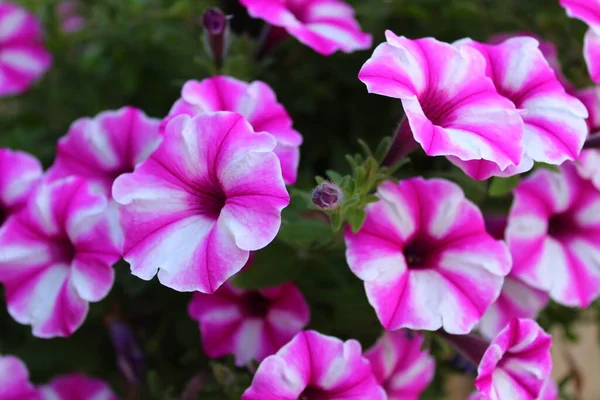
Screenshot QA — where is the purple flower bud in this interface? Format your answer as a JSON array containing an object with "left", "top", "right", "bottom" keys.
[
  {"left": 202, "top": 8, "right": 229, "bottom": 69},
  {"left": 107, "top": 319, "right": 144, "bottom": 385},
  {"left": 312, "top": 181, "right": 343, "bottom": 210}
]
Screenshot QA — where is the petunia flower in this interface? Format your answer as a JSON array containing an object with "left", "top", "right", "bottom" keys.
[
  {"left": 0, "top": 355, "right": 40, "bottom": 400},
  {"left": 506, "top": 162, "right": 600, "bottom": 307},
  {"left": 238, "top": 0, "right": 372, "bottom": 56},
  {"left": 344, "top": 177, "right": 511, "bottom": 334},
  {"left": 0, "top": 2, "right": 52, "bottom": 97},
  {"left": 478, "top": 276, "right": 549, "bottom": 341},
  {"left": 56, "top": 1, "right": 85, "bottom": 33},
  {"left": 241, "top": 330, "right": 386, "bottom": 400},
  {"left": 577, "top": 149, "right": 600, "bottom": 191},
  {"left": 450, "top": 37, "right": 588, "bottom": 180},
  {"left": 467, "top": 378, "right": 558, "bottom": 400},
  {"left": 0, "top": 148, "right": 43, "bottom": 225},
  {"left": 47, "top": 106, "right": 162, "bottom": 194},
  {"left": 364, "top": 330, "right": 435, "bottom": 400},
  {"left": 560, "top": 0, "right": 600, "bottom": 83},
  {"left": 0, "top": 177, "right": 122, "bottom": 338},
  {"left": 163, "top": 76, "right": 302, "bottom": 184},
  {"left": 358, "top": 32, "right": 524, "bottom": 171},
  {"left": 113, "top": 112, "right": 289, "bottom": 293},
  {"left": 475, "top": 318, "right": 553, "bottom": 400},
  {"left": 576, "top": 86, "right": 600, "bottom": 134},
  {"left": 39, "top": 373, "right": 117, "bottom": 400},
  {"left": 188, "top": 282, "right": 310, "bottom": 366}
]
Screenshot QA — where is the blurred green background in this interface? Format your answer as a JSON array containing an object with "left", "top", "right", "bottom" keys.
[{"left": 0, "top": 1, "right": 593, "bottom": 399}]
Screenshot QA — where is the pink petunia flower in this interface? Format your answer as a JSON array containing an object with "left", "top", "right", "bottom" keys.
[
  {"left": 0, "top": 177, "right": 122, "bottom": 338},
  {"left": 0, "top": 355, "right": 40, "bottom": 400},
  {"left": 358, "top": 32, "right": 524, "bottom": 171},
  {"left": 560, "top": 0, "right": 600, "bottom": 83},
  {"left": 0, "top": 148, "right": 43, "bottom": 225},
  {"left": 364, "top": 330, "right": 435, "bottom": 400},
  {"left": 0, "top": 2, "right": 52, "bottom": 97},
  {"left": 188, "top": 282, "right": 310, "bottom": 366},
  {"left": 577, "top": 149, "right": 600, "bottom": 191},
  {"left": 113, "top": 112, "right": 289, "bottom": 293},
  {"left": 39, "top": 373, "right": 117, "bottom": 400},
  {"left": 450, "top": 37, "right": 588, "bottom": 180},
  {"left": 478, "top": 276, "right": 549, "bottom": 341},
  {"left": 576, "top": 86, "right": 600, "bottom": 133},
  {"left": 238, "top": 0, "right": 372, "bottom": 56},
  {"left": 56, "top": 1, "right": 85, "bottom": 33},
  {"left": 241, "top": 330, "right": 386, "bottom": 400},
  {"left": 47, "top": 107, "right": 162, "bottom": 194},
  {"left": 163, "top": 76, "right": 302, "bottom": 185},
  {"left": 506, "top": 162, "right": 600, "bottom": 307},
  {"left": 344, "top": 178, "right": 511, "bottom": 334},
  {"left": 467, "top": 378, "right": 558, "bottom": 400},
  {"left": 475, "top": 318, "right": 553, "bottom": 400}
]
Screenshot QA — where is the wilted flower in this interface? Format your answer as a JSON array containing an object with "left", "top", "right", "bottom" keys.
[
  {"left": 113, "top": 112, "right": 289, "bottom": 293},
  {"left": 312, "top": 181, "right": 343, "bottom": 210},
  {"left": 344, "top": 178, "right": 511, "bottom": 334},
  {"left": 0, "top": 2, "right": 52, "bottom": 97},
  {"left": 0, "top": 177, "right": 122, "bottom": 337},
  {"left": 188, "top": 282, "right": 310, "bottom": 366},
  {"left": 163, "top": 76, "right": 302, "bottom": 185},
  {"left": 242, "top": 330, "right": 386, "bottom": 400},
  {"left": 239, "top": 0, "right": 372, "bottom": 56},
  {"left": 359, "top": 32, "right": 524, "bottom": 172}
]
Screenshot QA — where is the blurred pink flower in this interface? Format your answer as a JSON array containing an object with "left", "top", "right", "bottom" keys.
[
  {"left": 577, "top": 149, "right": 600, "bottom": 190},
  {"left": 113, "top": 112, "right": 289, "bottom": 293},
  {"left": 56, "top": 1, "right": 85, "bottom": 33},
  {"left": 0, "top": 148, "right": 43, "bottom": 225},
  {"left": 39, "top": 373, "right": 117, "bottom": 400},
  {"left": 163, "top": 76, "right": 302, "bottom": 184},
  {"left": 188, "top": 282, "right": 310, "bottom": 366},
  {"left": 359, "top": 32, "right": 524, "bottom": 171},
  {"left": 451, "top": 37, "right": 587, "bottom": 180},
  {"left": 239, "top": 0, "right": 372, "bottom": 55},
  {"left": 0, "top": 177, "right": 122, "bottom": 338},
  {"left": 242, "top": 330, "right": 386, "bottom": 400},
  {"left": 0, "top": 355, "right": 39, "bottom": 400},
  {"left": 475, "top": 319, "right": 553, "bottom": 400},
  {"left": 0, "top": 2, "right": 52, "bottom": 97},
  {"left": 48, "top": 106, "right": 161, "bottom": 194},
  {"left": 507, "top": 162, "right": 600, "bottom": 307},
  {"left": 576, "top": 86, "right": 600, "bottom": 133},
  {"left": 560, "top": 0, "right": 600, "bottom": 83},
  {"left": 365, "top": 330, "right": 435, "bottom": 400},
  {"left": 344, "top": 178, "right": 511, "bottom": 334}
]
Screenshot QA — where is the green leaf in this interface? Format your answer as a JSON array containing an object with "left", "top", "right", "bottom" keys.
[
  {"left": 230, "top": 242, "right": 305, "bottom": 289},
  {"left": 331, "top": 212, "right": 343, "bottom": 231},
  {"left": 277, "top": 219, "right": 334, "bottom": 248},
  {"left": 326, "top": 170, "right": 345, "bottom": 184},
  {"left": 362, "top": 195, "right": 380, "bottom": 205},
  {"left": 347, "top": 208, "right": 366, "bottom": 233},
  {"left": 534, "top": 161, "right": 560, "bottom": 172},
  {"left": 488, "top": 175, "right": 520, "bottom": 197}
]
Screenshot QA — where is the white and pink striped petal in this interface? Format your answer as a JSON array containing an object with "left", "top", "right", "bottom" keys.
[
  {"left": 0, "top": 176, "right": 121, "bottom": 338},
  {"left": 39, "top": 373, "right": 117, "bottom": 400},
  {"left": 113, "top": 112, "right": 289, "bottom": 293},
  {"left": 0, "top": 148, "right": 43, "bottom": 222},
  {"left": 0, "top": 2, "right": 52, "bottom": 97},
  {"left": 242, "top": 330, "right": 386, "bottom": 400},
  {"left": 359, "top": 32, "right": 524, "bottom": 171},
  {"left": 164, "top": 76, "right": 302, "bottom": 184},
  {"left": 239, "top": 0, "right": 372, "bottom": 56},
  {"left": 344, "top": 178, "right": 511, "bottom": 334},
  {"left": 451, "top": 36, "right": 588, "bottom": 179},
  {"left": 507, "top": 162, "right": 600, "bottom": 307},
  {"left": 188, "top": 281, "right": 310, "bottom": 367},
  {"left": 365, "top": 330, "right": 435, "bottom": 400},
  {"left": 48, "top": 106, "right": 162, "bottom": 193},
  {"left": 0, "top": 355, "right": 40, "bottom": 400},
  {"left": 475, "top": 318, "right": 553, "bottom": 400}
]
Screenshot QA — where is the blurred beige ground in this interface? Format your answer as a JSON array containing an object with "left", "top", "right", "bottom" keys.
[{"left": 444, "top": 323, "right": 600, "bottom": 400}]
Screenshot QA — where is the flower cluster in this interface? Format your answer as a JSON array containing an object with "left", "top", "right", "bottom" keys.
[{"left": 4, "top": 0, "right": 600, "bottom": 399}]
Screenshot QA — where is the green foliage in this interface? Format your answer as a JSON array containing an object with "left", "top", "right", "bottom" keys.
[{"left": 1, "top": 0, "right": 596, "bottom": 398}]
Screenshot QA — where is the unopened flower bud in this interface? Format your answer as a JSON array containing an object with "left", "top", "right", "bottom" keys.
[
  {"left": 202, "top": 8, "right": 229, "bottom": 69},
  {"left": 107, "top": 318, "right": 144, "bottom": 384},
  {"left": 312, "top": 181, "right": 343, "bottom": 210}
]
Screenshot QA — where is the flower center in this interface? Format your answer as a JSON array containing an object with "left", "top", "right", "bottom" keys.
[
  {"left": 195, "top": 182, "right": 227, "bottom": 219},
  {"left": 240, "top": 292, "right": 271, "bottom": 318},
  {"left": 547, "top": 212, "right": 577, "bottom": 239},
  {"left": 420, "top": 89, "right": 458, "bottom": 127},
  {"left": 298, "top": 387, "right": 323, "bottom": 400},
  {"left": 50, "top": 236, "right": 77, "bottom": 265},
  {"left": 403, "top": 238, "right": 431, "bottom": 269}
]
